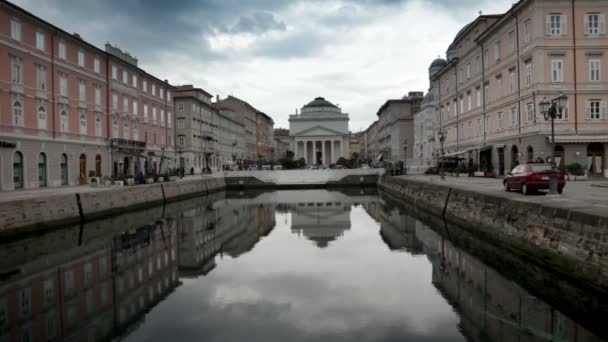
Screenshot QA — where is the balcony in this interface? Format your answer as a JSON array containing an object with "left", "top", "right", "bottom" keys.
[{"left": 201, "top": 130, "right": 216, "bottom": 141}]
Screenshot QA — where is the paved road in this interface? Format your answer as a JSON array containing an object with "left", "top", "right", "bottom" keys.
[
  {"left": 397, "top": 175, "right": 608, "bottom": 218},
  {"left": 0, "top": 174, "right": 220, "bottom": 203}
]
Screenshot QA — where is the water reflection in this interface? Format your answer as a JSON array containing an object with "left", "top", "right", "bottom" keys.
[{"left": 0, "top": 190, "right": 605, "bottom": 342}]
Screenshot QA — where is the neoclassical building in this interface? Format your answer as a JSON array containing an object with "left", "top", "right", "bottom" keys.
[{"left": 289, "top": 97, "right": 350, "bottom": 166}]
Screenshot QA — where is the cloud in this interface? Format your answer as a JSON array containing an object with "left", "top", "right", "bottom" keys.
[{"left": 230, "top": 12, "right": 286, "bottom": 34}]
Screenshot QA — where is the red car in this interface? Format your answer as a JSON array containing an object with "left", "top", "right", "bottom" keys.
[{"left": 503, "top": 163, "right": 566, "bottom": 195}]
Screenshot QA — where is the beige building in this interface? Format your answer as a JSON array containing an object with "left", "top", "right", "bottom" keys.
[
  {"left": 432, "top": 0, "right": 608, "bottom": 177},
  {"left": 376, "top": 92, "right": 423, "bottom": 167},
  {"left": 215, "top": 96, "right": 260, "bottom": 166}
]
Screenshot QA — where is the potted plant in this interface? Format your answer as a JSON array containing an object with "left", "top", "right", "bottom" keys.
[
  {"left": 484, "top": 163, "right": 496, "bottom": 178},
  {"left": 565, "top": 162, "right": 585, "bottom": 181},
  {"left": 88, "top": 170, "right": 100, "bottom": 185}
]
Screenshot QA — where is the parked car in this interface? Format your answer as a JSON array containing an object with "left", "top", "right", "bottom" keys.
[
  {"left": 503, "top": 163, "right": 566, "bottom": 195},
  {"left": 248, "top": 165, "right": 258, "bottom": 171}
]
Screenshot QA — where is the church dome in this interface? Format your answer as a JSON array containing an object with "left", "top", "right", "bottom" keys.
[
  {"left": 302, "top": 97, "right": 338, "bottom": 109},
  {"left": 429, "top": 58, "right": 447, "bottom": 69}
]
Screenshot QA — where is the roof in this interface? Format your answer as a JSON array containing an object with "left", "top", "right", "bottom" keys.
[
  {"left": 175, "top": 85, "right": 212, "bottom": 98},
  {"left": 430, "top": 58, "right": 447, "bottom": 69},
  {"left": 302, "top": 97, "right": 338, "bottom": 109}
]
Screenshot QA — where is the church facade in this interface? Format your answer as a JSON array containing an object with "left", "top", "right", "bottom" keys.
[{"left": 289, "top": 97, "right": 350, "bottom": 166}]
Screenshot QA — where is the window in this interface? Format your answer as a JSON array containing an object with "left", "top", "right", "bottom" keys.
[
  {"left": 510, "top": 108, "right": 518, "bottom": 127},
  {"left": 498, "top": 112, "right": 504, "bottom": 129},
  {"left": 133, "top": 120, "right": 139, "bottom": 140},
  {"left": 94, "top": 86, "right": 101, "bottom": 106},
  {"left": 11, "top": 18, "right": 21, "bottom": 41},
  {"left": 476, "top": 55, "right": 481, "bottom": 74},
  {"left": 160, "top": 88, "right": 164, "bottom": 100},
  {"left": 585, "top": 13, "right": 605, "bottom": 35},
  {"left": 123, "top": 97, "right": 129, "bottom": 114},
  {"left": 79, "top": 80, "right": 86, "bottom": 102},
  {"left": 94, "top": 57, "right": 100, "bottom": 73},
  {"left": 144, "top": 103, "right": 149, "bottom": 121},
  {"left": 153, "top": 127, "right": 157, "bottom": 144},
  {"left": 586, "top": 100, "right": 605, "bottom": 120},
  {"left": 476, "top": 88, "right": 481, "bottom": 107},
  {"left": 485, "top": 116, "right": 490, "bottom": 132},
  {"left": 177, "top": 118, "right": 184, "bottom": 129},
  {"left": 167, "top": 92, "right": 171, "bottom": 101},
  {"left": 111, "top": 65, "right": 117, "bottom": 80},
  {"left": 112, "top": 115, "right": 118, "bottom": 138},
  {"left": 77, "top": 50, "right": 85, "bottom": 67},
  {"left": 133, "top": 74, "right": 138, "bottom": 88},
  {"left": 79, "top": 109, "right": 87, "bottom": 135},
  {"left": 19, "top": 288, "right": 30, "bottom": 318},
  {"left": 12, "top": 95, "right": 24, "bottom": 127},
  {"left": 547, "top": 14, "right": 565, "bottom": 35},
  {"left": 59, "top": 73, "right": 68, "bottom": 97},
  {"left": 526, "top": 102, "right": 535, "bottom": 122},
  {"left": 484, "top": 82, "right": 490, "bottom": 104},
  {"left": 458, "top": 69, "right": 463, "bottom": 84},
  {"left": 112, "top": 93, "right": 118, "bottom": 112},
  {"left": 477, "top": 118, "right": 482, "bottom": 136},
  {"left": 161, "top": 109, "right": 165, "bottom": 124},
  {"left": 494, "top": 41, "right": 501, "bottom": 61},
  {"left": 557, "top": 99, "right": 569, "bottom": 120},
  {"left": 36, "top": 64, "right": 47, "bottom": 90},
  {"left": 466, "top": 63, "right": 471, "bottom": 79},
  {"left": 483, "top": 49, "right": 489, "bottom": 67},
  {"left": 168, "top": 112, "right": 172, "bottom": 128},
  {"left": 178, "top": 136, "right": 185, "bottom": 146},
  {"left": 11, "top": 56, "right": 23, "bottom": 84},
  {"left": 589, "top": 59, "right": 601, "bottom": 81},
  {"left": 143, "top": 80, "right": 148, "bottom": 92},
  {"left": 459, "top": 123, "right": 464, "bottom": 139},
  {"left": 509, "top": 69, "right": 516, "bottom": 94},
  {"left": 551, "top": 59, "right": 564, "bottom": 82},
  {"left": 152, "top": 107, "right": 157, "bottom": 122},
  {"left": 95, "top": 112, "right": 102, "bottom": 137},
  {"left": 453, "top": 100, "right": 457, "bottom": 115},
  {"left": 122, "top": 70, "right": 128, "bottom": 84},
  {"left": 60, "top": 106, "right": 68, "bottom": 132},
  {"left": 133, "top": 99, "right": 138, "bottom": 116},
  {"left": 38, "top": 101, "right": 47, "bottom": 129},
  {"left": 152, "top": 84, "right": 156, "bottom": 96},
  {"left": 525, "top": 62, "right": 532, "bottom": 86},
  {"left": 496, "top": 77, "right": 502, "bottom": 98},
  {"left": 178, "top": 104, "right": 184, "bottom": 112},
  {"left": 36, "top": 32, "right": 45, "bottom": 50},
  {"left": 58, "top": 40, "right": 66, "bottom": 59},
  {"left": 467, "top": 93, "right": 472, "bottom": 111},
  {"left": 124, "top": 119, "right": 129, "bottom": 138},
  {"left": 508, "top": 31, "right": 515, "bottom": 53},
  {"left": 459, "top": 97, "right": 464, "bottom": 113},
  {"left": 524, "top": 20, "right": 531, "bottom": 43}
]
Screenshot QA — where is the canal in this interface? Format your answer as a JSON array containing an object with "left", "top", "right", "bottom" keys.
[{"left": 0, "top": 189, "right": 606, "bottom": 341}]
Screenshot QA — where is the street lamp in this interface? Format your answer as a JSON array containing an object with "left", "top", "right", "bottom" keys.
[
  {"left": 402, "top": 140, "right": 408, "bottom": 175},
  {"left": 538, "top": 92, "right": 567, "bottom": 195},
  {"left": 438, "top": 131, "right": 447, "bottom": 180}
]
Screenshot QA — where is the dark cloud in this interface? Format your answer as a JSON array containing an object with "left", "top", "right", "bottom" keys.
[{"left": 230, "top": 12, "right": 286, "bottom": 34}]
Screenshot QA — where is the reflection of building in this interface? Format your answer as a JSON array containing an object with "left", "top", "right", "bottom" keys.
[
  {"left": 289, "top": 97, "right": 350, "bottom": 167},
  {"left": 0, "top": 220, "right": 179, "bottom": 341},
  {"left": 414, "top": 220, "right": 599, "bottom": 342},
  {"left": 223, "top": 204, "right": 276, "bottom": 257},
  {"left": 290, "top": 201, "right": 351, "bottom": 248},
  {"left": 363, "top": 202, "right": 423, "bottom": 253}
]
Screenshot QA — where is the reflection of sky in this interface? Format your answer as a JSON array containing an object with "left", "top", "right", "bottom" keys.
[{"left": 125, "top": 204, "right": 465, "bottom": 342}]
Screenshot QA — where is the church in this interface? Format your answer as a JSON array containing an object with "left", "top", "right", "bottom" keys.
[{"left": 288, "top": 97, "right": 350, "bottom": 166}]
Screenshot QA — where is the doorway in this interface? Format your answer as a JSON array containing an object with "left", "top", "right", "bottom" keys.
[
  {"left": 61, "top": 154, "right": 68, "bottom": 185},
  {"left": 95, "top": 154, "right": 102, "bottom": 177},
  {"left": 13, "top": 151, "right": 24, "bottom": 189},
  {"left": 587, "top": 143, "right": 605, "bottom": 177},
  {"left": 38, "top": 153, "right": 47, "bottom": 187},
  {"left": 79, "top": 154, "right": 87, "bottom": 184},
  {"left": 498, "top": 148, "right": 505, "bottom": 176}
]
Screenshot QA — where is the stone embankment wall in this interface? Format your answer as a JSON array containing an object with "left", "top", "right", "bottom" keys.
[
  {"left": 378, "top": 176, "right": 608, "bottom": 293},
  {"left": 224, "top": 169, "right": 384, "bottom": 188},
  {"left": 0, "top": 177, "right": 226, "bottom": 236}
]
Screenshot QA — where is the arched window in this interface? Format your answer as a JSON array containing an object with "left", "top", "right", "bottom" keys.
[
  {"left": 79, "top": 110, "right": 87, "bottom": 135},
  {"left": 60, "top": 110, "right": 68, "bottom": 132},
  {"left": 38, "top": 153, "right": 47, "bottom": 187},
  {"left": 13, "top": 99, "right": 23, "bottom": 126},
  {"left": 95, "top": 154, "right": 102, "bottom": 177},
  {"left": 60, "top": 153, "right": 68, "bottom": 185},
  {"left": 13, "top": 151, "right": 23, "bottom": 189},
  {"left": 38, "top": 105, "right": 47, "bottom": 130},
  {"left": 95, "top": 113, "right": 102, "bottom": 137}
]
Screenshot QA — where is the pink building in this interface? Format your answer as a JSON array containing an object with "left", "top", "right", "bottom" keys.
[
  {"left": 431, "top": 0, "right": 608, "bottom": 178},
  {"left": 0, "top": 1, "right": 175, "bottom": 191}
]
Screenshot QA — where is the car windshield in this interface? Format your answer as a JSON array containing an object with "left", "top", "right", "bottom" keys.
[{"left": 530, "top": 165, "right": 552, "bottom": 172}]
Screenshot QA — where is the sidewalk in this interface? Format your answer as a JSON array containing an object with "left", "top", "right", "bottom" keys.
[
  {"left": 0, "top": 173, "right": 220, "bottom": 204},
  {"left": 396, "top": 175, "right": 608, "bottom": 218}
]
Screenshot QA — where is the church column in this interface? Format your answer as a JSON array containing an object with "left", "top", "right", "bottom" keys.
[
  {"left": 294, "top": 139, "right": 298, "bottom": 160},
  {"left": 340, "top": 138, "right": 344, "bottom": 159},
  {"left": 330, "top": 140, "right": 335, "bottom": 164},
  {"left": 304, "top": 140, "right": 308, "bottom": 165}
]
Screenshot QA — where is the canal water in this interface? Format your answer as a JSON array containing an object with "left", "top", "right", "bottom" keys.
[{"left": 0, "top": 189, "right": 606, "bottom": 342}]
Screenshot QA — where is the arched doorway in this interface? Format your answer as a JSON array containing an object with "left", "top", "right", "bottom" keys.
[
  {"left": 510, "top": 145, "right": 519, "bottom": 171},
  {"left": 527, "top": 146, "right": 534, "bottom": 162},
  {"left": 13, "top": 151, "right": 23, "bottom": 189},
  {"left": 95, "top": 154, "right": 102, "bottom": 177},
  {"left": 61, "top": 154, "right": 68, "bottom": 185},
  {"left": 587, "top": 143, "right": 605, "bottom": 177},
  {"left": 554, "top": 145, "right": 565, "bottom": 169},
  {"left": 79, "top": 154, "right": 87, "bottom": 185},
  {"left": 38, "top": 153, "right": 47, "bottom": 187}
]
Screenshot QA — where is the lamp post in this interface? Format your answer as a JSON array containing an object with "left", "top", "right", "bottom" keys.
[
  {"left": 538, "top": 92, "right": 567, "bottom": 195},
  {"left": 438, "top": 131, "right": 447, "bottom": 180},
  {"left": 402, "top": 140, "right": 408, "bottom": 175}
]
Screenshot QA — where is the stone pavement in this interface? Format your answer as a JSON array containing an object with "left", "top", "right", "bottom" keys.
[
  {"left": 397, "top": 175, "right": 608, "bottom": 218},
  {"left": 0, "top": 173, "right": 220, "bottom": 204}
]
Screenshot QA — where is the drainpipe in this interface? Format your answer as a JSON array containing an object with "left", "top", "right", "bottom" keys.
[
  {"left": 106, "top": 55, "right": 112, "bottom": 178},
  {"left": 455, "top": 67, "right": 459, "bottom": 152},
  {"left": 51, "top": 32, "right": 56, "bottom": 139},
  {"left": 479, "top": 43, "right": 487, "bottom": 146},
  {"left": 511, "top": 11, "right": 523, "bottom": 144},
  {"left": 572, "top": 0, "right": 578, "bottom": 133}
]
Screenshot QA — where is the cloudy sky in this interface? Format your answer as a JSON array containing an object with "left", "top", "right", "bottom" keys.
[{"left": 15, "top": 0, "right": 513, "bottom": 130}]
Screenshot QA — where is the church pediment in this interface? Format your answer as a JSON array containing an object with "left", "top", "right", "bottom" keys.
[{"left": 292, "top": 125, "right": 345, "bottom": 136}]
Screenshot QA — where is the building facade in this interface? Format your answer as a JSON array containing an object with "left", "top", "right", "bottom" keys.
[
  {"left": 289, "top": 97, "right": 350, "bottom": 166},
  {"left": 216, "top": 108, "right": 246, "bottom": 169},
  {"left": 0, "top": 1, "right": 174, "bottom": 191},
  {"left": 432, "top": 0, "right": 608, "bottom": 177},
  {"left": 376, "top": 92, "right": 423, "bottom": 167},
  {"left": 215, "top": 96, "right": 260, "bottom": 166}
]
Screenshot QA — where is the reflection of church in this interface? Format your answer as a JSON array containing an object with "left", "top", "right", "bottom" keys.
[{"left": 290, "top": 201, "right": 351, "bottom": 248}]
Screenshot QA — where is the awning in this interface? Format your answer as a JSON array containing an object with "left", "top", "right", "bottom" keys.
[
  {"left": 375, "top": 153, "right": 384, "bottom": 161},
  {"left": 439, "top": 151, "right": 466, "bottom": 159},
  {"left": 548, "top": 135, "right": 608, "bottom": 144}
]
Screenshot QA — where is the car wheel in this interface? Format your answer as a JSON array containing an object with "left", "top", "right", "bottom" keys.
[
  {"left": 504, "top": 182, "right": 510, "bottom": 192},
  {"left": 558, "top": 187, "right": 563, "bottom": 194},
  {"left": 522, "top": 183, "right": 529, "bottom": 195}
]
